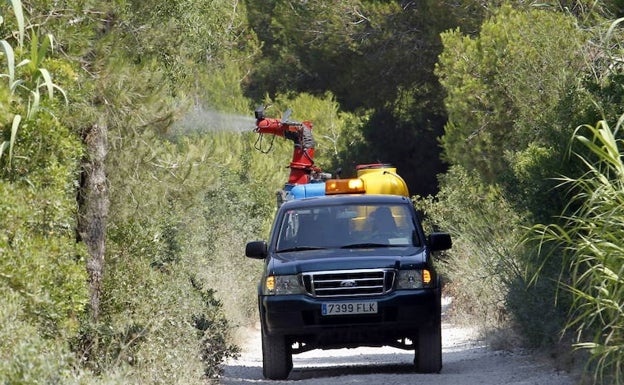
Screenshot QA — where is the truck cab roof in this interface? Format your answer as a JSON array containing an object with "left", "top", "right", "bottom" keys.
[{"left": 278, "top": 193, "right": 414, "bottom": 210}]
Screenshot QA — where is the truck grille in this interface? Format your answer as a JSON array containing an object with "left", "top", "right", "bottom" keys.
[{"left": 302, "top": 269, "right": 395, "bottom": 298}]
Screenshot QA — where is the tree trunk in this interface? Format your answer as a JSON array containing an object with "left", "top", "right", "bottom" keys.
[{"left": 77, "top": 123, "right": 109, "bottom": 322}]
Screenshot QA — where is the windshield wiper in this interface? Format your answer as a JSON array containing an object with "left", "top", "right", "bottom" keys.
[
  {"left": 340, "top": 243, "right": 394, "bottom": 249},
  {"left": 277, "top": 246, "right": 326, "bottom": 252}
]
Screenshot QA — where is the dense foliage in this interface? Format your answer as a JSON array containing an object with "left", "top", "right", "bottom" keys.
[
  {"left": 2, "top": 0, "right": 624, "bottom": 384},
  {"left": 431, "top": 6, "right": 585, "bottom": 343},
  {"left": 243, "top": 0, "right": 478, "bottom": 196},
  {"left": 429, "top": 4, "right": 624, "bottom": 383},
  {"left": 0, "top": 0, "right": 260, "bottom": 383},
  {"left": 533, "top": 121, "right": 624, "bottom": 384}
]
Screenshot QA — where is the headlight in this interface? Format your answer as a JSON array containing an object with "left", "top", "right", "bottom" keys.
[
  {"left": 396, "top": 269, "right": 430, "bottom": 289},
  {"left": 264, "top": 275, "right": 305, "bottom": 295}
]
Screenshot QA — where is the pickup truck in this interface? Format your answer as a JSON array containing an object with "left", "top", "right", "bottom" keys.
[{"left": 246, "top": 193, "right": 452, "bottom": 379}]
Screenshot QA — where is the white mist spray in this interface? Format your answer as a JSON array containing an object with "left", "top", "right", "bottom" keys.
[{"left": 173, "top": 105, "right": 256, "bottom": 134}]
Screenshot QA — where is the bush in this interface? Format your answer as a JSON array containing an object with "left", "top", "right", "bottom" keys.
[
  {"left": 416, "top": 166, "right": 521, "bottom": 328},
  {"left": 0, "top": 289, "right": 77, "bottom": 384},
  {"left": 416, "top": 165, "right": 570, "bottom": 348},
  {"left": 95, "top": 126, "right": 281, "bottom": 380},
  {"left": 0, "top": 113, "right": 89, "bottom": 384},
  {"left": 74, "top": 214, "right": 239, "bottom": 383}
]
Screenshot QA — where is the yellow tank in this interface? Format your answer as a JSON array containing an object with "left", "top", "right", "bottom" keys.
[{"left": 356, "top": 164, "right": 409, "bottom": 197}]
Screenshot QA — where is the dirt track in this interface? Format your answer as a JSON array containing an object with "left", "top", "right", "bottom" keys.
[{"left": 220, "top": 303, "right": 575, "bottom": 385}]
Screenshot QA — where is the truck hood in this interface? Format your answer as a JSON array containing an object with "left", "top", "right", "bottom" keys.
[{"left": 267, "top": 247, "right": 429, "bottom": 275}]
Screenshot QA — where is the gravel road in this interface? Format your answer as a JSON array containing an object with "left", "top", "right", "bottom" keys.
[{"left": 220, "top": 303, "right": 575, "bottom": 385}]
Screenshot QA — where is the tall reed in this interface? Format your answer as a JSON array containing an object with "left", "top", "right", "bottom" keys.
[
  {"left": 533, "top": 118, "right": 624, "bottom": 384},
  {"left": 0, "top": 0, "right": 66, "bottom": 170}
]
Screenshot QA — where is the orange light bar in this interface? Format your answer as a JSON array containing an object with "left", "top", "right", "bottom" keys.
[{"left": 325, "top": 178, "right": 366, "bottom": 195}]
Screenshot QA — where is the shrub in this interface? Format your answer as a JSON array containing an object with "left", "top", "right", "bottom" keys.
[
  {"left": 0, "top": 289, "right": 77, "bottom": 384},
  {"left": 417, "top": 165, "right": 570, "bottom": 348},
  {"left": 416, "top": 166, "right": 523, "bottom": 330}
]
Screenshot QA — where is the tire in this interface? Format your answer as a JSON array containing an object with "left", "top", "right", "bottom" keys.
[
  {"left": 261, "top": 328, "right": 292, "bottom": 380},
  {"left": 415, "top": 320, "right": 442, "bottom": 373},
  {"left": 415, "top": 286, "right": 442, "bottom": 373}
]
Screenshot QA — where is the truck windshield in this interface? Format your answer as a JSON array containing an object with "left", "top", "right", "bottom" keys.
[{"left": 276, "top": 203, "right": 419, "bottom": 251}]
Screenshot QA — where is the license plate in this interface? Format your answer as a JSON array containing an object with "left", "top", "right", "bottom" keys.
[{"left": 321, "top": 302, "right": 378, "bottom": 316}]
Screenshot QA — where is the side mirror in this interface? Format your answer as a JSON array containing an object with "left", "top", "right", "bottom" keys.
[
  {"left": 428, "top": 232, "right": 452, "bottom": 252},
  {"left": 245, "top": 241, "right": 268, "bottom": 259}
]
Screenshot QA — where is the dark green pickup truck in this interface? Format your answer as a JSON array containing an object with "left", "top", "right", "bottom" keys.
[{"left": 246, "top": 194, "right": 452, "bottom": 380}]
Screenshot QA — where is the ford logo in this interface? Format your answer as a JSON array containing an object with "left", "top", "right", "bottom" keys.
[{"left": 340, "top": 280, "right": 357, "bottom": 287}]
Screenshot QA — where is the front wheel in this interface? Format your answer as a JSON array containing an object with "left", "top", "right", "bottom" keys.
[
  {"left": 415, "top": 321, "right": 442, "bottom": 373},
  {"left": 415, "top": 285, "right": 442, "bottom": 373},
  {"left": 261, "top": 328, "right": 292, "bottom": 380}
]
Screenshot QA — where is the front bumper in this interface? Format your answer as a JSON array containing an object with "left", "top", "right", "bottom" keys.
[{"left": 260, "top": 289, "right": 440, "bottom": 350}]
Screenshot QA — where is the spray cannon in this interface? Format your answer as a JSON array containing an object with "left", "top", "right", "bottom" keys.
[
  {"left": 252, "top": 106, "right": 410, "bottom": 206},
  {"left": 253, "top": 106, "right": 331, "bottom": 185}
]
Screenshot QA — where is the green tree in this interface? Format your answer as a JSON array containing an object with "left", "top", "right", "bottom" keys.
[
  {"left": 244, "top": 0, "right": 477, "bottom": 109},
  {"left": 437, "top": 5, "right": 588, "bottom": 220}
]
